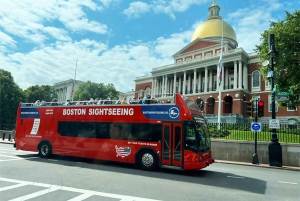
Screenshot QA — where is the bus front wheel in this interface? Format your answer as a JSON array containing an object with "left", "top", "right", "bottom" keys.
[
  {"left": 138, "top": 150, "right": 158, "bottom": 171},
  {"left": 38, "top": 141, "right": 52, "bottom": 158}
]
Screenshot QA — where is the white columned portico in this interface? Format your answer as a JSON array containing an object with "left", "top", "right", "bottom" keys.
[
  {"left": 239, "top": 60, "right": 243, "bottom": 89},
  {"left": 173, "top": 73, "right": 176, "bottom": 94},
  {"left": 234, "top": 61, "right": 237, "bottom": 89},
  {"left": 187, "top": 74, "right": 190, "bottom": 93},
  {"left": 193, "top": 69, "right": 197, "bottom": 94},
  {"left": 162, "top": 76, "right": 165, "bottom": 96},
  {"left": 222, "top": 65, "right": 224, "bottom": 90},
  {"left": 225, "top": 66, "right": 228, "bottom": 89},
  {"left": 204, "top": 67, "right": 208, "bottom": 92},
  {"left": 243, "top": 63, "right": 248, "bottom": 90},
  {"left": 183, "top": 72, "right": 186, "bottom": 95},
  {"left": 165, "top": 75, "right": 168, "bottom": 96}
]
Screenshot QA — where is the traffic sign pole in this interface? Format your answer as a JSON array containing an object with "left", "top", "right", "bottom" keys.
[{"left": 252, "top": 99, "right": 259, "bottom": 165}]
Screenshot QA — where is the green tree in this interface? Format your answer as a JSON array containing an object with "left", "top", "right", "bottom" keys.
[
  {"left": 24, "top": 85, "right": 57, "bottom": 103},
  {"left": 255, "top": 10, "right": 300, "bottom": 107},
  {"left": 0, "top": 69, "right": 25, "bottom": 129},
  {"left": 73, "top": 81, "right": 119, "bottom": 101}
]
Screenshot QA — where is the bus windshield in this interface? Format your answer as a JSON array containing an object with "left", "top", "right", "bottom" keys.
[{"left": 193, "top": 115, "right": 211, "bottom": 152}]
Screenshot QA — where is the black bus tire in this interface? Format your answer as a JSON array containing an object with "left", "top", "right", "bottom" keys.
[
  {"left": 138, "top": 150, "right": 158, "bottom": 171},
  {"left": 38, "top": 141, "right": 52, "bottom": 158}
]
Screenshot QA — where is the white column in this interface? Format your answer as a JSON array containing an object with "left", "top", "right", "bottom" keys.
[
  {"left": 173, "top": 73, "right": 176, "bottom": 94},
  {"left": 187, "top": 74, "right": 190, "bottom": 93},
  {"left": 193, "top": 69, "right": 197, "bottom": 94},
  {"left": 183, "top": 72, "right": 186, "bottom": 95},
  {"left": 204, "top": 68, "right": 208, "bottom": 92},
  {"left": 151, "top": 78, "right": 155, "bottom": 97},
  {"left": 222, "top": 65, "right": 224, "bottom": 90},
  {"left": 198, "top": 71, "right": 201, "bottom": 92},
  {"left": 243, "top": 63, "right": 248, "bottom": 90},
  {"left": 225, "top": 66, "right": 228, "bottom": 89},
  {"left": 162, "top": 76, "right": 165, "bottom": 96},
  {"left": 209, "top": 69, "right": 212, "bottom": 91},
  {"left": 239, "top": 60, "right": 242, "bottom": 89},
  {"left": 179, "top": 75, "right": 182, "bottom": 94},
  {"left": 216, "top": 66, "right": 219, "bottom": 91},
  {"left": 234, "top": 61, "right": 237, "bottom": 89},
  {"left": 165, "top": 75, "right": 168, "bottom": 96}
]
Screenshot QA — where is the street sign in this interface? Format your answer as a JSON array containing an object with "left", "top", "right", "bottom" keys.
[
  {"left": 269, "top": 119, "right": 280, "bottom": 129},
  {"left": 251, "top": 122, "right": 261, "bottom": 132},
  {"left": 275, "top": 92, "right": 291, "bottom": 96},
  {"left": 275, "top": 96, "right": 289, "bottom": 101}
]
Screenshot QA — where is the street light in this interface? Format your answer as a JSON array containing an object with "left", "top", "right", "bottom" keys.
[{"left": 267, "top": 34, "right": 282, "bottom": 167}]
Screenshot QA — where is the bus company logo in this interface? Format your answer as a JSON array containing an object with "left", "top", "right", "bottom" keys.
[
  {"left": 115, "top": 145, "right": 131, "bottom": 158},
  {"left": 169, "top": 107, "right": 179, "bottom": 119},
  {"left": 19, "top": 141, "right": 26, "bottom": 146}
]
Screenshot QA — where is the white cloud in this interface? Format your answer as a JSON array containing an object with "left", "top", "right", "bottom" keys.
[
  {"left": 123, "top": 0, "right": 209, "bottom": 19},
  {"left": 0, "top": 31, "right": 16, "bottom": 47},
  {"left": 123, "top": 2, "right": 151, "bottom": 18},
  {"left": 0, "top": 0, "right": 108, "bottom": 45},
  {"left": 99, "top": 0, "right": 121, "bottom": 7}
]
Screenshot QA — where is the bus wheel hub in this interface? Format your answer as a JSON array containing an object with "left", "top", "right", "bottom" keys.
[{"left": 142, "top": 153, "right": 154, "bottom": 167}]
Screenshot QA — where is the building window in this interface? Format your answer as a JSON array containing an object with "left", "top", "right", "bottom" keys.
[
  {"left": 268, "top": 95, "right": 278, "bottom": 112},
  {"left": 287, "top": 104, "right": 297, "bottom": 111},
  {"left": 138, "top": 89, "right": 143, "bottom": 98},
  {"left": 145, "top": 87, "right": 151, "bottom": 97},
  {"left": 252, "top": 70, "right": 260, "bottom": 91}
]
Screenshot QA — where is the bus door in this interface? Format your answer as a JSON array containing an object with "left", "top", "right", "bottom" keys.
[{"left": 162, "top": 123, "right": 183, "bottom": 167}]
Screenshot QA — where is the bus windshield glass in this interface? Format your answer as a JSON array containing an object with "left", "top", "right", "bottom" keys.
[{"left": 193, "top": 115, "right": 211, "bottom": 152}]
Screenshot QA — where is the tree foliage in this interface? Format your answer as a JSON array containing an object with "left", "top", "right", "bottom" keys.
[
  {"left": 73, "top": 81, "right": 119, "bottom": 101},
  {"left": 24, "top": 85, "right": 57, "bottom": 103},
  {"left": 255, "top": 10, "right": 300, "bottom": 107},
  {"left": 0, "top": 69, "right": 25, "bottom": 129}
]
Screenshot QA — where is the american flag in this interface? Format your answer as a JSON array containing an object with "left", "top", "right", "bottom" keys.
[
  {"left": 218, "top": 53, "right": 223, "bottom": 86},
  {"left": 115, "top": 145, "right": 131, "bottom": 158},
  {"left": 70, "top": 83, "right": 74, "bottom": 98}
]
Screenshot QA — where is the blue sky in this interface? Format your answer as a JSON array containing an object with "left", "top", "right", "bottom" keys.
[{"left": 1, "top": 0, "right": 299, "bottom": 93}]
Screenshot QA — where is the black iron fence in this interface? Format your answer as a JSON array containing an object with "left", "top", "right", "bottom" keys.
[{"left": 207, "top": 123, "right": 300, "bottom": 143}]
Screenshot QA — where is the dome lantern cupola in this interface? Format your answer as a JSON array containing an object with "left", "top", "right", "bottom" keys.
[
  {"left": 191, "top": 0, "right": 238, "bottom": 47},
  {"left": 207, "top": 0, "right": 221, "bottom": 20}
]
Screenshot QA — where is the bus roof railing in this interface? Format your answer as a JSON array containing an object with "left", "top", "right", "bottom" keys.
[{"left": 20, "top": 99, "right": 174, "bottom": 107}]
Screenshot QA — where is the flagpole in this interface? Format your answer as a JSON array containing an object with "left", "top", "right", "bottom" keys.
[
  {"left": 71, "top": 59, "right": 78, "bottom": 101},
  {"left": 217, "top": 6, "right": 224, "bottom": 130}
]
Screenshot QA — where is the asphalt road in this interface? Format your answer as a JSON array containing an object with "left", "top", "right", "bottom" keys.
[{"left": 0, "top": 143, "right": 299, "bottom": 201}]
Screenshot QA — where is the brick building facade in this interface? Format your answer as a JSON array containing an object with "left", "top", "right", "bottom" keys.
[{"left": 133, "top": 1, "right": 300, "bottom": 124}]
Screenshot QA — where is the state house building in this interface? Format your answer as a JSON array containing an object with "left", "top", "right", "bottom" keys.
[{"left": 133, "top": 1, "right": 300, "bottom": 124}]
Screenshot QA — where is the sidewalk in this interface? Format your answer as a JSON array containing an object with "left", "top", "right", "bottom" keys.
[
  {"left": 0, "top": 139, "right": 15, "bottom": 144},
  {"left": 215, "top": 159, "right": 300, "bottom": 172}
]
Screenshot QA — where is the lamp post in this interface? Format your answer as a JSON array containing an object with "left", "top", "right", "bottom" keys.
[{"left": 267, "top": 34, "right": 282, "bottom": 167}]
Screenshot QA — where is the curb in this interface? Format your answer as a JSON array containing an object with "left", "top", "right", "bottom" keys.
[{"left": 215, "top": 160, "right": 300, "bottom": 172}]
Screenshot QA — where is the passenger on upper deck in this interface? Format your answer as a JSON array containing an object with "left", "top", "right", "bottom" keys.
[{"left": 49, "top": 98, "right": 58, "bottom": 106}]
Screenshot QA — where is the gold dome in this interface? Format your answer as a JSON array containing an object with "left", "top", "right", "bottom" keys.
[{"left": 191, "top": 18, "right": 237, "bottom": 42}]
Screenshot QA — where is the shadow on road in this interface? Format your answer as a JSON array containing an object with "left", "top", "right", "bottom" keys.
[{"left": 19, "top": 154, "right": 267, "bottom": 195}]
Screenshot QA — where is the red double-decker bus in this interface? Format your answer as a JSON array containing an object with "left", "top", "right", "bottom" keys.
[{"left": 14, "top": 93, "right": 214, "bottom": 171}]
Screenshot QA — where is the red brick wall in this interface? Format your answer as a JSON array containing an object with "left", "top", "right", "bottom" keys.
[
  {"left": 135, "top": 82, "right": 152, "bottom": 99},
  {"left": 182, "top": 41, "right": 219, "bottom": 54}
]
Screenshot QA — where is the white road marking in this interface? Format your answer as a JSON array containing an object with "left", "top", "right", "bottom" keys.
[
  {"left": 0, "top": 154, "right": 21, "bottom": 159},
  {"left": 9, "top": 185, "right": 62, "bottom": 201},
  {"left": 0, "top": 148, "right": 37, "bottom": 154},
  {"left": 0, "top": 177, "right": 161, "bottom": 201},
  {"left": 278, "top": 181, "right": 297, "bottom": 185},
  {"left": 227, "top": 176, "right": 244, "bottom": 179}
]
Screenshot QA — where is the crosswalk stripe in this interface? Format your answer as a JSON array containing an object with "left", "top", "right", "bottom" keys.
[
  {"left": 8, "top": 185, "right": 62, "bottom": 201},
  {"left": 0, "top": 177, "right": 161, "bottom": 201},
  {"left": 0, "top": 183, "right": 28, "bottom": 192},
  {"left": 0, "top": 154, "right": 21, "bottom": 159}
]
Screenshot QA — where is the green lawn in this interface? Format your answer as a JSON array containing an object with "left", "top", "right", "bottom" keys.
[{"left": 211, "top": 130, "right": 300, "bottom": 143}]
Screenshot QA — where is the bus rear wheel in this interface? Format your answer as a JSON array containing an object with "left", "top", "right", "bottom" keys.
[
  {"left": 38, "top": 142, "right": 52, "bottom": 158},
  {"left": 138, "top": 151, "right": 157, "bottom": 171}
]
